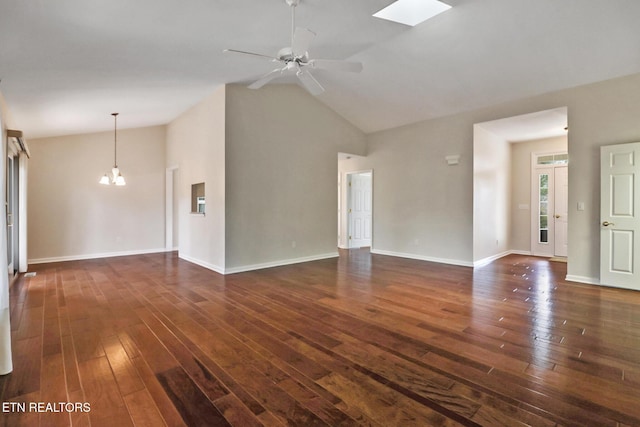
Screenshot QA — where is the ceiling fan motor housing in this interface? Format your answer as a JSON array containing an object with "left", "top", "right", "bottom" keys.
[
  {"left": 285, "top": 0, "right": 300, "bottom": 7},
  {"left": 277, "top": 47, "right": 308, "bottom": 63}
]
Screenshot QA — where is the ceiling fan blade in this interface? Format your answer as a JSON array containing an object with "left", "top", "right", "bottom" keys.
[
  {"left": 292, "top": 27, "right": 316, "bottom": 57},
  {"left": 224, "top": 49, "right": 279, "bottom": 61},
  {"left": 308, "top": 59, "right": 363, "bottom": 73},
  {"left": 248, "top": 68, "right": 285, "bottom": 90},
  {"left": 296, "top": 69, "right": 324, "bottom": 96}
]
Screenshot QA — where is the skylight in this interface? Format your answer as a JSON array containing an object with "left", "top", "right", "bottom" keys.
[{"left": 373, "top": 0, "right": 451, "bottom": 26}]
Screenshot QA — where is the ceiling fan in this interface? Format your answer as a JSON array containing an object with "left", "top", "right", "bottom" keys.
[{"left": 224, "top": 0, "right": 363, "bottom": 96}]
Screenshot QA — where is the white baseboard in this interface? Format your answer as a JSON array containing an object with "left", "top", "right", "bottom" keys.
[
  {"left": 369, "top": 249, "right": 538, "bottom": 269},
  {"left": 28, "top": 248, "right": 171, "bottom": 265},
  {"left": 473, "top": 251, "right": 512, "bottom": 268},
  {"left": 473, "top": 250, "right": 532, "bottom": 267},
  {"left": 565, "top": 275, "right": 600, "bottom": 285},
  {"left": 509, "top": 250, "right": 533, "bottom": 256},
  {"left": 29, "top": 249, "right": 339, "bottom": 276},
  {"left": 370, "top": 249, "right": 474, "bottom": 268},
  {"left": 178, "top": 253, "right": 225, "bottom": 275},
  {"left": 224, "top": 252, "right": 339, "bottom": 274}
]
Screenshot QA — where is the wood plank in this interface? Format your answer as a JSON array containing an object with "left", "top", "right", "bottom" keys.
[
  {"left": 123, "top": 388, "right": 168, "bottom": 427},
  {"left": 77, "top": 356, "right": 134, "bottom": 427},
  {"left": 213, "top": 394, "right": 265, "bottom": 427},
  {"left": 39, "top": 352, "right": 71, "bottom": 427},
  {"left": 3, "top": 337, "right": 41, "bottom": 399},
  {"left": 156, "top": 366, "right": 231, "bottom": 427},
  {"left": 131, "top": 355, "right": 187, "bottom": 427},
  {"left": 7, "top": 250, "right": 640, "bottom": 426},
  {"left": 102, "top": 334, "right": 146, "bottom": 396}
]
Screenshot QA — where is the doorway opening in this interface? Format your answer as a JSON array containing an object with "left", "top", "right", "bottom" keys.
[
  {"left": 338, "top": 153, "right": 373, "bottom": 250},
  {"left": 531, "top": 153, "right": 568, "bottom": 258},
  {"left": 345, "top": 171, "right": 372, "bottom": 249},
  {"left": 473, "top": 107, "right": 568, "bottom": 265}
]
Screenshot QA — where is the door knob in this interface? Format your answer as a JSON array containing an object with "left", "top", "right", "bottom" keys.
[
  {"left": 602, "top": 221, "right": 614, "bottom": 227},
  {"left": 555, "top": 215, "right": 561, "bottom": 219}
]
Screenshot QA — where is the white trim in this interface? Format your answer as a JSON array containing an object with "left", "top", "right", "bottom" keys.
[
  {"left": 474, "top": 250, "right": 533, "bottom": 267},
  {"left": 28, "top": 248, "right": 171, "bottom": 265},
  {"left": 165, "top": 168, "right": 174, "bottom": 251},
  {"left": 18, "top": 152, "right": 28, "bottom": 273},
  {"left": 224, "top": 252, "right": 339, "bottom": 275},
  {"left": 178, "top": 253, "right": 225, "bottom": 275},
  {"left": 371, "top": 249, "right": 473, "bottom": 267},
  {"left": 565, "top": 275, "right": 600, "bottom": 285},
  {"left": 509, "top": 250, "right": 533, "bottom": 256}
]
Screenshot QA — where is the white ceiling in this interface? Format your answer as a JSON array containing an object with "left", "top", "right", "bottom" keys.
[
  {"left": 477, "top": 107, "right": 568, "bottom": 143},
  {"left": 1, "top": 0, "right": 640, "bottom": 139}
]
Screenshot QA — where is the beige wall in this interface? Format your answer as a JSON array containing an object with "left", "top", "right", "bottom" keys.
[
  {"left": 348, "top": 111, "right": 475, "bottom": 265},
  {"left": 224, "top": 84, "right": 366, "bottom": 271},
  {"left": 166, "top": 86, "right": 226, "bottom": 272},
  {"left": 346, "top": 72, "right": 640, "bottom": 283},
  {"left": 27, "top": 125, "right": 166, "bottom": 262},
  {"left": 12, "top": 71, "right": 640, "bottom": 284},
  {"left": 473, "top": 125, "right": 511, "bottom": 264},
  {"left": 510, "top": 136, "right": 567, "bottom": 253}
]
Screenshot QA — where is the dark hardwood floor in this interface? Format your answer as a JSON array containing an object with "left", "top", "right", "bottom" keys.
[{"left": 2, "top": 249, "right": 640, "bottom": 426}]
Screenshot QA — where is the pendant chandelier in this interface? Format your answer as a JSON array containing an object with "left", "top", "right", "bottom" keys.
[{"left": 99, "top": 112, "right": 126, "bottom": 186}]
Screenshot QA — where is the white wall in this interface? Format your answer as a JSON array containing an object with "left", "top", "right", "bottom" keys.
[
  {"left": 510, "top": 136, "right": 567, "bottom": 252},
  {"left": 356, "top": 72, "right": 640, "bottom": 283},
  {"left": 473, "top": 125, "right": 511, "bottom": 264},
  {"left": 224, "top": 84, "right": 366, "bottom": 271},
  {"left": 27, "top": 125, "right": 166, "bottom": 262},
  {"left": 166, "top": 86, "right": 226, "bottom": 273}
]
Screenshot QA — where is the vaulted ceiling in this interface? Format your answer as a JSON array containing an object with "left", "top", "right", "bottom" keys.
[{"left": 1, "top": 0, "right": 640, "bottom": 138}]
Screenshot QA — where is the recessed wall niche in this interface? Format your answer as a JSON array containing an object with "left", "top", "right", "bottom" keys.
[{"left": 191, "top": 182, "right": 205, "bottom": 214}]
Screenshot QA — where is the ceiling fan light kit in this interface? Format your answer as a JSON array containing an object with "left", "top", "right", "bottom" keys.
[{"left": 224, "top": 0, "right": 363, "bottom": 96}]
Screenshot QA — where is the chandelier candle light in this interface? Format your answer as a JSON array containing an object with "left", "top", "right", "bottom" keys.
[{"left": 100, "top": 112, "right": 126, "bottom": 186}]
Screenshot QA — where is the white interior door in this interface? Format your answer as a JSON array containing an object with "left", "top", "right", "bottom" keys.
[
  {"left": 600, "top": 142, "right": 640, "bottom": 290},
  {"left": 348, "top": 172, "right": 372, "bottom": 248},
  {"left": 553, "top": 166, "right": 568, "bottom": 257},
  {"left": 531, "top": 156, "right": 569, "bottom": 258}
]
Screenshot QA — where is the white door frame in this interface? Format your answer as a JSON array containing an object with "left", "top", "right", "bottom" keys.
[
  {"left": 530, "top": 152, "right": 568, "bottom": 257},
  {"left": 165, "top": 166, "right": 178, "bottom": 251},
  {"left": 341, "top": 170, "right": 373, "bottom": 249},
  {"left": 553, "top": 166, "right": 568, "bottom": 257},
  {"left": 6, "top": 141, "right": 19, "bottom": 277}
]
